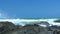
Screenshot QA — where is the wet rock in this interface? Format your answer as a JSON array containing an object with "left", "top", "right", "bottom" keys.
[
  {"left": 0, "top": 21, "right": 16, "bottom": 34},
  {"left": 54, "top": 19, "right": 60, "bottom": 23},
  {"left": 0, "top": 21, "right": 49, "bottom": 34},
  {"left": 17, "top": 24, "right": 49, "bottom": 34}
]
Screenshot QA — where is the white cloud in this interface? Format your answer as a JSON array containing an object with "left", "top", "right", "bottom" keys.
[
  {"left": 0, "top": 12, "right": 9, "bottom": 18},
  {"left": 0, "top": 10, "right": 17, "bottom": 19},
  {"left": 0, "top": 10, "right": 11, "bottom": 18},
  {"left": 0, "top": 13, "right": 6, "bottom": 18}
]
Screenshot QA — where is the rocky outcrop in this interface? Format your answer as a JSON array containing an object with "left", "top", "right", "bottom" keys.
[
  {"left": 0, "top": 21, "right": 56, "bottom": 34},
  {"left": 54, "top": 19, "right": 60, "bottom": 23},
  {"left": 0, "top": 21, "right": 16, "bottom": 34},
  {"left": 16, "top": 24, "right": 49, "bottom": 34},
  {"left": 2, "top": 24, "right": 49, "bottom": 34}
]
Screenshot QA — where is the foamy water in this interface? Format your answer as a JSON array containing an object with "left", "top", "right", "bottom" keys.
[{"left": 0, "top": 19, "right": 60, "bottom": 26}]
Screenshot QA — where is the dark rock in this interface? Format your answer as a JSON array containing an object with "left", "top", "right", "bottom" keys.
[
  {"left": 54, "top": 19, "right": 60, "bottom": 23},
  {"left": 0, "top": 21, "right": 16, "bottom": 34}
]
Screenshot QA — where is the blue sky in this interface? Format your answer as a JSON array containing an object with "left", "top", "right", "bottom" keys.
[{"left": 0, "top": 0, "right": 60, "bottom": 18}]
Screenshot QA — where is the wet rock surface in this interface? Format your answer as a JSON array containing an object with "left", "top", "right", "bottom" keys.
[{"left": 0, "top": 21, "right": 49, "bottom": 34}]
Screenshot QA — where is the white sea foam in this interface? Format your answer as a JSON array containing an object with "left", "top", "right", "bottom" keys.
[{"left": 0, "top": 19, "right": 59, "bottom": 26}]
